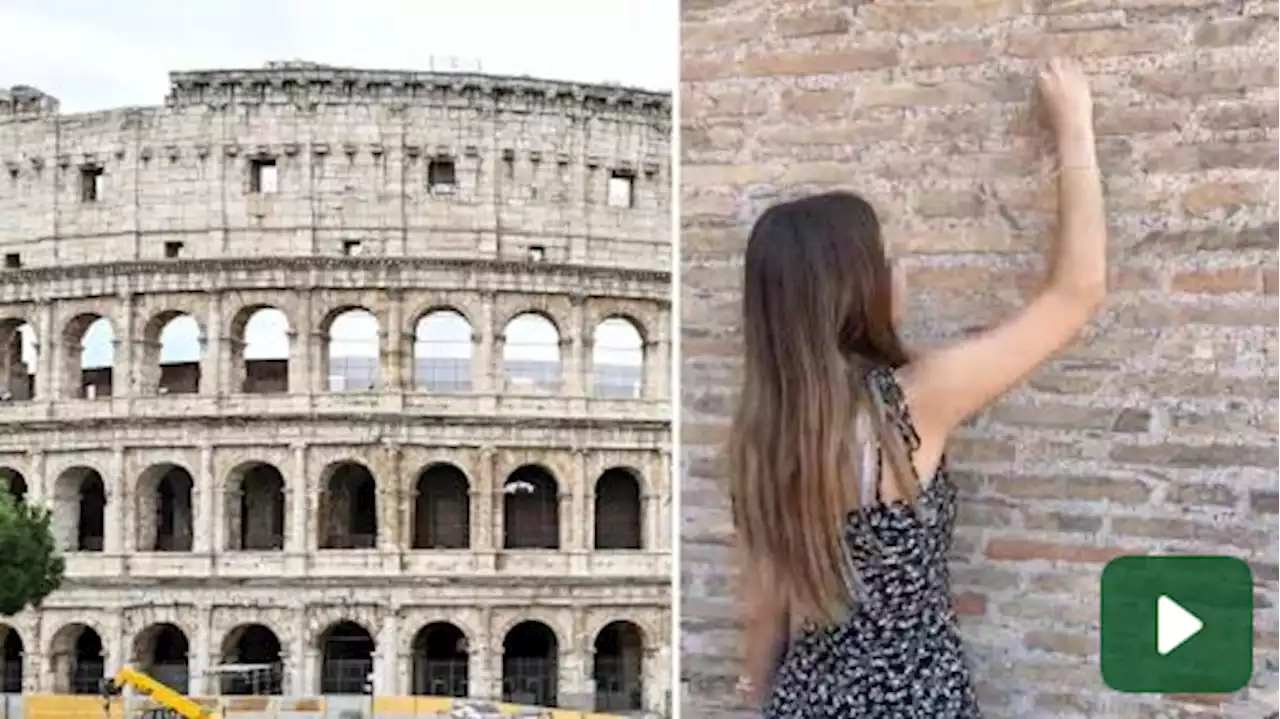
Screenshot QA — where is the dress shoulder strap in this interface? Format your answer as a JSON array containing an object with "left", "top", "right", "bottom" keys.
[{"left": 866, "top": 365, "right": 921, "bottom": 456}]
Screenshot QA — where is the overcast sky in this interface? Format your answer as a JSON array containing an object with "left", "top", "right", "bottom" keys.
[{"left": 0, "top": 0, "right": 676, "bottom": 114}]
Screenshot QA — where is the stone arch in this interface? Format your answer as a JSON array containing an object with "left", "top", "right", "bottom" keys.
[
  {"left": 133, "top": 623, "right": 190, "bottom": 693},
  {"left": 594, "top": 468, "right": 643, "bottom": 550},
  {"left": 0, "top": 317, "right": 37, "bottom": 401},
  {"left": 49, "top": 623, "right": 104, "bottom": 694},
  {"left": 317, "top": 621, "right": 375, "bottom": 695},
  {"left": 0, "top": 624, "right": 23, "bottom": 693},
  {"left": 232, "top": 305, "right": 291, "bottom": 394},
  {"left": 0, "top": 467, "right": 26, "bottom": 504},
  {"left": 226, "top": 461, "right": 286, "bottom": 551},
  {"left": 410, "top": 622, "right": 468, "bottom": 698},
  {"left": 53, "top": 466, "right": 106, "bottom": 552},
  {"left": 412, "top": 463, "right": 470, "bottom": 550},
  {"left": 593, "top": 620, "right": 645, "bottom": 711},
  {"left": 503, "top": 465, "right": 559, "bottom": 550},
  {"left": 322, "top": 307, "right": 380, "bottom": 392},
  {"left": 413, "top": 308, "right": 473, "bottom": 392},
  {"left": 144, "top": 310, "right": 203, "bottom": 395},
  {"left": 218, "top": 623, "right": 283, "bottom": 695},
  {"left": 501, "top": 620, "right": 558, "bottom": 707},
  {"left": 318, "top": 461, "right": 378, "bottom": 550},
  {"left": 501, "top": 312, "right": 562, "bottom": 393},
  {"left": 591, "top": 316, "right": 645, "bottom": 399},
  {"left": 64, "top": 313, "right": 115, "bottom": 399},
  {"left": 137, "top": 463, "right": 195, "bottom": 552}
]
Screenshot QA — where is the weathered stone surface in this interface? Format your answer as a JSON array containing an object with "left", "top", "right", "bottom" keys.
[
  {"left": 681, "top": 2, "right": 1279, "bottom": 716},
  {"left": 0, "top": 63, "right": 674, "bottom": 714}
]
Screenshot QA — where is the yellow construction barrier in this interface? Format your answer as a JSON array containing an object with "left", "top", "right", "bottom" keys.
[{"left": 13, "top": 668, "right": 636, "bottom": 718}]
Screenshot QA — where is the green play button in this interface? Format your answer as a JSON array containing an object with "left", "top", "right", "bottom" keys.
[{"left": 1101, "top": 556, "right": 1253, "bottom": 693}]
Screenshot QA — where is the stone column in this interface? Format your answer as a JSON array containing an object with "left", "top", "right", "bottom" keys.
[
  {"left": 374, "top": 613, "right": 399, "bottom": 694},
  {"left": 309, "top": 328, "right": 328, "bottom": 394},
  {"left": 190, "top": 607, "right": 213, "bottom": 696},
  {"left": 378, "top": 444, "right": 401, "bottom": 553},
  {"left": 646, "top": 337, "right": 669, "bottom": 401},
  {"left": 287, "top": 444, "right": 308, "bottom": 552},
  {"left": 571, "top": 450, "right": 588, "bottom": 551},
  {"left": 560, "top": 612, "right": 590, "bottom": 709},
  {"left": 644, "top": 643, "right": 668, "bottom": 714},
  {"left": 37, "top": 302, "right": 57, "bottom": 400},
  {"left": 107, "top": 448, "right": 127, "bottom": 555},
  {"left": 289, "top": 291, "right": 314, "bottom": 397},
  {"left": 382, "top": 292, "right": 405, "bottom": 392},
  {"left": 564, "top": 298, "right": 585, "bottom": 397},
  {"left": 27, "top": 449, "right": 45, "bottom": 506},
  {"left": 468, "top": 642, "right": 492, "bottom": 701},
  {"left": 290, "top": 612, "right": 309, "bottom": 696},
  {"left": 657, "top": 450, "right": 670, "bottom": 551},
  {"left": 200, "top": 294, "right": 222, "bottom": 396},
  {"left": 476, "top": 295, "right": 496, "bottom": 394},
  {"left": 472, "top": 447, "right": 494, "bottom": 552},
  {"left": 116, "top": 294, "right": 135, "bottom": 399},
  {"left": 196, "top": 445, "right": 215, "bottom": 554}
]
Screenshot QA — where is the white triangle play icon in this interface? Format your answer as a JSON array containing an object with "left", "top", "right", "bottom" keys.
[{"left": 1157, "top": 595, "right": 1203, "bottom": 655}]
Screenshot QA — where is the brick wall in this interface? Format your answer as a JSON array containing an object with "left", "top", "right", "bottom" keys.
[{"left": 679, "top": 1, "right": 1278, "bottom": 717}]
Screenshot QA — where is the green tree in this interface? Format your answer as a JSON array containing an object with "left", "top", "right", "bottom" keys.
[{"left": 0, "top": 489, "right": 65, "bottom": 617}]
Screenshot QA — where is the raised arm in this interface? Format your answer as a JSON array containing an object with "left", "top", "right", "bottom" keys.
[{"left": 903, "top": 57, "right": 1108, "bottom": 439}]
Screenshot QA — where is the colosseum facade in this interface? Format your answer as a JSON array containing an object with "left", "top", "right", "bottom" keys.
[{"left": 0, "top": 62, "right": 672, "bottom": 714}]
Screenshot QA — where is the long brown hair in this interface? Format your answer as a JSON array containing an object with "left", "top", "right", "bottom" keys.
[{"left": 727, "top": 191, "right": 918, "bottom": 628}]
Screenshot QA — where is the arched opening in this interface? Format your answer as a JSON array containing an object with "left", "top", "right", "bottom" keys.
[
  {"left": 66, "top": 314, "right": 115, "bottom": 399},
  {"left": 412, "top": 464, "right": 469, "bottom": 549},
  {"left": 591, "top": 317, "right": 644, "bottom": 399},
  {"left": 594, "top": 468, "right": 643, "bottom": 550},
  {"left": 50, "top": 624, "right": 103, "bottom": 694},
  {"left": 325, "top": 308, "right": 379, "bottom": 392},
  {"left": 0, "top": 467, "right": 26, "bottom": 504},
  {"left": 414, "top": 310, "right": 473, "bottom": 392},
  {"left": 319, "top": 462, "right": 377, "bottom": 549},
  {"left": 502, "top": 621, "right": 557, "bottom": 707},
  {"left": 150, "top": 313, "right": 202, "bottom": 395},
  {"left": 0, "top": 318, "right": 37, "bottom": 401},
  {"left": 502, "top": 313, "right": 561, "bottom": 393},
  {"left": 219, "top": 624, "right": 283, "bottom": 695},
  {"left": 410, "top": 622, "right": 468, "bottom": 697},
  {"left": 138, "top": 464, "right": 194, "bottom": 552},
  {"left": 134, "top": 623, "right": 190, "bottom": 693},
  {"left": 52, "top": 467, "right": 106, "bottom": 552},
  {"left": 0, "top": 625, "right": 22, "bottom": 693},
  {"left": 236, "top": 307, "right": 290, "bottom": 394},
  {"left": 227, "top": 463, "right": 285, "bottom": 551},
  {"left": 502, "top": 465, "right": 559, "bottom": 550},
  {"left": 318, "top": 622, "right": 374, "bottom": 695},
  {"left": 593, "top": 621, "right": 645, "bottom": 711}
]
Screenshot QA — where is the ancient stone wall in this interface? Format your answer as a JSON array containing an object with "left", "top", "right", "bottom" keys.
[
  {"left": 0, "top": 64, "right": 673, "bottom": 715},
  {"left": 680, "top": 2, "right": 1277, "bottom": 717}
]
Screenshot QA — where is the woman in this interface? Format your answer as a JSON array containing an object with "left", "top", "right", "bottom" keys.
[{"left": 727, "top": 58, "right": 1107, "bottom": 717}]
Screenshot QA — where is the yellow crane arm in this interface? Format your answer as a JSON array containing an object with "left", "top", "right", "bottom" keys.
[{"left": 102, "top": 666, "right": 218, "bottom": 719}]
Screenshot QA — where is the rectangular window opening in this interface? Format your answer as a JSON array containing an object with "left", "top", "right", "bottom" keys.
[
  {"left": 80, "top": 166, "right": 104, "bottom": 203},
  {"left": 607, "top": 170, "right": 635, "bottom": 209},
  {"left": 342, "top": 239, "right": 363, "bottom": 257},
  {"left": 428, "top": 158, "right": 457, "bottom": 194},
  {"left": 3, "top": 253, "right": 20, "bottom": 269},
  {"left": 164, "top": 241, "right": 184, "bottom": 259},
  {"left": 250, "top": 158, "right": 278, "bottom": 194},
  {"left": 528, "top": 245, "right": 546, "bottom": 263}
]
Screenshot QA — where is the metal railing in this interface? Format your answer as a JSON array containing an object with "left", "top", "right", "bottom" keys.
[
  {"left": 69, "top": 661, "right": 105, "bottom": 694},
  {"left": 411, "top": 659, "right": 467, "bottom": 698},
  {"left": 320, "top": 659, "right": 374, "bottom": 695}
]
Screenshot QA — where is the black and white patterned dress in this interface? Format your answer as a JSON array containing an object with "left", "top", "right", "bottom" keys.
[{"left": 761, "top": 368, "right": 982, "bottom": 718}]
